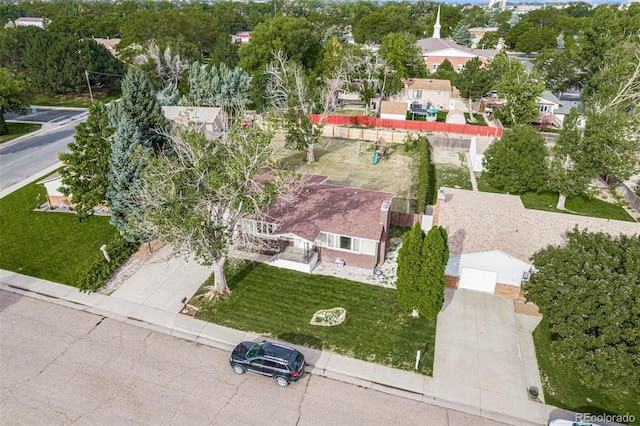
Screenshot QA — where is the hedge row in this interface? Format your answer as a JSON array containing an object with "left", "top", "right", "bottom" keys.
[
  {"left": 416, "top": 136, "right": 437, "bottom": 213},
  {"left": 79, "top": 233, "right": 139, "bottom": 292}
]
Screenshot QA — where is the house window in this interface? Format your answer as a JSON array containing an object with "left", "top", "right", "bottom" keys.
[
  {"left": 539, "top": 105, "right": 552, "bottom": 113},
  {"left": 436, "top": 103, "right": 443, "bottom": 109},
  {"left": 318, "top": 232, "right": 360, "bottom": 253},
  {"left": 432, "top": 64, "right": 439, "bottom": 71},
  {"left": 457, "top": 64, "right": 464, "bottom": 72},
  {"left": 412, "top": 90, "right": 422, "bottom": 99},
  {"left": 436, "top": 91, "right": 442, "bottom": 96}
]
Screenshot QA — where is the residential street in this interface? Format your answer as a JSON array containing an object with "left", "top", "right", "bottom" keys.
[
  {"left": 0, "top": 291, "right": 507, "bottom": 426},
  {"left": 0, "top": 108, "right": 87, "bottom": 192}
]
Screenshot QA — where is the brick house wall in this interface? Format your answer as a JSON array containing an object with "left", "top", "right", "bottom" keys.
[{"left": 318, "top": 247, "right": 377, "bottom": 269}]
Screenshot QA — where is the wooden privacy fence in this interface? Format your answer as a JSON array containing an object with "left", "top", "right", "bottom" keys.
[
  {"left": 310, "top": 114, "right": 503, "bottom": 138},
  {"left": 390, "top": 211, "right": 422, "bottom": 227}
]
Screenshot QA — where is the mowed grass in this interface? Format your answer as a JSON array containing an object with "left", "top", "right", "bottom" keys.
[
  {"left": 436, "top": 164, "right": 472, "bottom": 190},
  {"left": 0, "top": 180, "right": 118, "bottom": 286},
  {"left": 534, "top": 319, "right": 640, "bottom": 424},
  {"left": 0, "top": 122, "right": 42, "bottom": 143},
  {"left": 520, "top": 192, "right": 635, "bottom": 222},
  {"left": 24, "top": 90, "right": 121, "bottom": 108},
  {"left": 191, "top": 262, "right": 436, "bottom": 375}
]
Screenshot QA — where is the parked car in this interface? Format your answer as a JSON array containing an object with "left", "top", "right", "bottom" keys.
[
  {"left": 229, "top": 340, "right": 305, "bottom": 387},
  {"left": 548, "top": 420, "right": 601, "bottom": 426}
]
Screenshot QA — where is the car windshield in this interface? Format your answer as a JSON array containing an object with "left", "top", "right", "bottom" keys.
[
  {"left": 246, "top": 342, "right": 264, "bottom": 359},
  {"left": 292, "top": 352, "right": 304, "bottom": 371}
]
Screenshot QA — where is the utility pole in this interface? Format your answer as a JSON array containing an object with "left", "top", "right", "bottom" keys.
[{"left": 85, "top": 70, "right": 94, "bottom": 103}]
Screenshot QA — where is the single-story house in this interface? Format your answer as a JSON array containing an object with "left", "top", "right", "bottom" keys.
[
  {"left": 162, "top": 106, "right": 227, "bottom": 140},
  {"left": 445, "top": 250, "right": 533, "bottom": 298},
  {"left": 241, "top": 175, "right": 395, "bottom": 272}
]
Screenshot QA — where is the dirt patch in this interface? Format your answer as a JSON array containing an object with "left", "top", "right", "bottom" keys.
[
  {"left": 431, "top": 146, "right": 468, "bottom": 166},
  {"left": 98, "top": 239, "right": 167, "bottom": 295},
  {"left": 274, "top": 135, "right": 416, "bottom": 204}
]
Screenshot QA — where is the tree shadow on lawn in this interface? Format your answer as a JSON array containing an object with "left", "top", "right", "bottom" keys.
[
  {"left": 278, "top": 332, "right": 324, "bottom": 350},
  {"left": 227, "top": 261, "right": 259, "bottom": 290}
]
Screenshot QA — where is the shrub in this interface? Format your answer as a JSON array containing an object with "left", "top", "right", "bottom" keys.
[
  {"left": 416, "top": 136, "right": 436, "bottom": 213},
  {"left": 79, "top": 233, "right": 139, "bottom": 292}
]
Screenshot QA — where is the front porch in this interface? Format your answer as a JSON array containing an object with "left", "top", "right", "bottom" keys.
[{"left": 269, "top": 246, "right": 319, "bottom": 274}]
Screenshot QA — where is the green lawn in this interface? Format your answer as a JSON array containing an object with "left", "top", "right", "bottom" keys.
[
  {"left": 191, "top": 262, "right": 436, "bottom": 375},
  {"left": 24, "top": 90, "right": 121, "bottom": 108},
  {"left": 533, "top": 319, "right": 640, "bottom": 424},
  {"left": 436, "top": 164, "right": 472, "bottom": 190},
  {"left": 464, "top": 113, "right": 488, "bottom": 126},
  {"left": 0, "top": 179, "right": 120, "bottom": 286},
  {"left": 520, "top": 192, "right": 635, "bottom": 222},
  {"left": 0, "top": 122, "right": 42, "bottom": 144},
  {"left": 474, "top": 172, "right": 505, "bottom": 193}
]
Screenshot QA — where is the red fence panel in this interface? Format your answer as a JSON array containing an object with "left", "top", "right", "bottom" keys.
[{"left": 308, "top": 114, "right": 503, "bottom": 138}]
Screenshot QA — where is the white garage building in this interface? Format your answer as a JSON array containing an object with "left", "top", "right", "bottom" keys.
[{"left": 445, "top": 250, "right": 533, "bottom": 298}]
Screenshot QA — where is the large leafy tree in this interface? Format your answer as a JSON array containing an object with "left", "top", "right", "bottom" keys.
[
  {"left": 265, "top": 50, "right": 343, "bottom": 163},
  {"left": 580, "top": 39, "right": 640, "bottom": 185},
  {"left": 238, "top": 16, "right": 321, "bottom": 76},
  {"left": 396, "top": 223, "right": 425, "bottom": 314},
  {"left": 546, "top": 109, "right": 592, "bottom": 210},
  {"left": 0, "top": 67, "right": 26, "bottom": 135},
  {"left": 419, "top": 226, "right": 449, "bottom": 319},
  {"left": 482, "top": 125, "right": 549, "bottom": 194},
  {"left": 379, "top": 32, "right": 426, "bottom": 79},
  {"left": 525, "top": 229, "right": 640, "bottom": 391},
  {"left": 494, "top": 59, "right": 544, "bottom": 126},
  {"left": 23, "top": 31, "right": 123, "bottom": 94},
  {"left": 138, "top": 124, "right": 301, "bottom": 298},
  {"left": 58, "top": 103, "right": 113, "bottom": 220},
  {"left": 454, "top": 57, "right": 491, "bottom": 119}
]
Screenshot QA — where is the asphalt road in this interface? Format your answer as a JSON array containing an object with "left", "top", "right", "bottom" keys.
[
  {"left": 0, "top": 291, "right": 507, "bottom": 426},
  {"left": 0, "top": 109, "right": 87, "bottom": 192}
]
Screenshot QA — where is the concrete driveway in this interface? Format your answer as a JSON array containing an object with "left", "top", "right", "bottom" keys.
[{"left": 433, "top": 288, "right": 543, "bottom": 408}]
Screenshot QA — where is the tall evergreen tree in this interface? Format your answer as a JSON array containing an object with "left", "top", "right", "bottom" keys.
[
  {"left": 107, "top": 115, "right": 151, "bottom": 242},
  {"left": 58, "top": 103, "right": 113, "bottom": 220},
  {"left": 109, "top": 68, "right": 168, "bottom": 153},
  {"left": 419, "top": 226, "right": 449, "bottom": 318},
  {"left": 396, "top": 223, "right": 425, "bottom": 313}
]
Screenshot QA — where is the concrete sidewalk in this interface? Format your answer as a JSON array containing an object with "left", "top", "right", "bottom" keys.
[{"left": 0, "top": 266, "right": 556, "bottom": 426}]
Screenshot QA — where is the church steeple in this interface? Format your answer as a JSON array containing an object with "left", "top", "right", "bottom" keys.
[{"left": 433, "top": 6, "right": 441, "bottom": 39}]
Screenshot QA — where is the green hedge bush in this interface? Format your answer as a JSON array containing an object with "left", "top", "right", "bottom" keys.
[
  {"left": 416, "top": 136, "right": 436, "bottom": 213},
  {"left": 79, "top": 233, "right": 139, "bottom": 292}
]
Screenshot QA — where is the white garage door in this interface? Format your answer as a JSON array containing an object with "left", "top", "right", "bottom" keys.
[{"left": 458, "top": 268, "right": 498, "bottom": 293}]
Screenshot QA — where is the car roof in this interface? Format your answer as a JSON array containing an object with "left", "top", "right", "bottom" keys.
[{"left": 261, "top": 342, "right": 298, "bottom": 363}]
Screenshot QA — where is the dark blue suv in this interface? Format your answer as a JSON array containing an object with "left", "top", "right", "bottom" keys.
[{"left": 229, "top": 340, "right": 306, "bottom": 387}]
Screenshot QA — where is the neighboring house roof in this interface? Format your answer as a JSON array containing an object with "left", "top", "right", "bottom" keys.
[
  {"left": 555, "top": 92, "right": 582, "bottom": 115},
  {"left": 436, "top": 188, "right": 640, "bottom": 263},
  {"left": 445, "top": 250, "right": 533, "bottom": 287},
  {"left": 15, "top": 17, "right": 43, "bottom": 23},
  {"left": 380, "top": 101, "right": 408, "bottom": 115},
  {"left": 162, "top": 106, "right": 222, "bottom": 125},
  {"left": 417, "top": 37, "right": 498, "bottom": 60},
  {"left": 404, "top": 78, "right": 452, "bottom": 92},
  {"left": 266, "top": 182, "right": 395, "bottom": 243},
  {"left": 93, "top": 38, "right": 120, "bottom": 54},
  {"left": 539, "top": 91, "right": 560, "bottom": 105}
]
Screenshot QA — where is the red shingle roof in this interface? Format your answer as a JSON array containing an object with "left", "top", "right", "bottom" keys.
[{"left": 266, "top": 183, "right": 395, "bottom": 242}]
